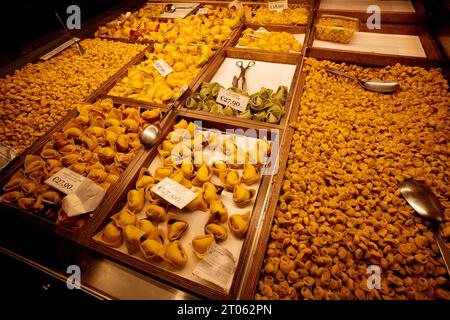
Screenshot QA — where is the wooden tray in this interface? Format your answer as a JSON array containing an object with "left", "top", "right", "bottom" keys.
[
  {"left": 0, "top": 41, "right": 151, "bottom": 176},
  {"left": 82, "top": 112, "right": 282, "bottom": 299},
  {"left": 237, "top": 69, "right": 306, "bottom": 299},
  {"left": 180, "top": 46, "right": 302, "bottom": 130},
  {"left": 247, "top": 2, "right": 313, "bottom": 27},
  {"left": 0, "top": 99, "right": 164, "bottom": 243},
  {"left": 306, "top": 24, "right": 442, "bottom": 67},
  {"left": 314, "top": 0, "right": 427, "bottom": 24},
  {"left": 99, "top": 27, "right": 243, "bottom": 110},
  {"left": 230, "top": 23, "right": 308, "bottom": 56}
]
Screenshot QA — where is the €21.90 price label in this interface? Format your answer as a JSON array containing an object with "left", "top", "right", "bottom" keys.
[
  {"left": 268, "top": 0, "right": 288, "bottom": 12},
  {"left": 153, "top": 59, "right": 173, "bottom": 77},
  {"left": 216, "top": 88, "right": 249, "bottom": 112}
]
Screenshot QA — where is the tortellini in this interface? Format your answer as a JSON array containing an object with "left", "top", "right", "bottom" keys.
[{"left": 255, "top": 58, "right": 450, "bottom": 300}]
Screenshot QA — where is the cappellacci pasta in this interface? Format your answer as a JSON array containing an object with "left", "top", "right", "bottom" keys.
[{"left": 255, "top": 58, "right": 450, "bottom": 300}]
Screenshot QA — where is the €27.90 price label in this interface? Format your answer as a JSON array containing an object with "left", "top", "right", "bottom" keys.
[
  {"left": 151, "top": 177, "right": 197, "bottom": 209},
  {"left": 44, "top": 167, "right": 86, "bottom": 195},
  {"left": 216, "top": 88, "right": 249, "bottom": 112}
]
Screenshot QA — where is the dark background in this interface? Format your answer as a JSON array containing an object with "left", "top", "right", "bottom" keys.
[{"left": 0, "top": 0, "right": 125, "bottom": 66}]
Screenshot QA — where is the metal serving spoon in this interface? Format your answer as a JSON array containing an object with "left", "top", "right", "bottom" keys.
[
  {"left": 140, "top": 86, "right": 189, "bottom": 147},
  {"left": 54, "top": 11, "right": 85, "bottom": 56},
  {"left": 164, "top": 4, "right": 195, "bottom": 13},
  {"left": 399, "top": 180, "right": 450, "bottom": 275},
  {"left": 325, "top": 67, "right": 399, "bottom": 93}
]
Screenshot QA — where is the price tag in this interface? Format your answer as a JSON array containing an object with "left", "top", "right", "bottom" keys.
[
  {"left": 151, "top": 178, "right": 197, "bottom": 209},
  {"left": 216, "top": 88, "right": 249, "bottom": 112},
  {"left": 40, "top": 38, "right": 81, "bottom": 61},
  {"left": 0, "top": 143, "right": 17, "bottom": 171},
  {"left": 153, "top": 59, "right": 173, "bottom": 77},
  {"left": 268, "top": 0, "right": 288, "bottom": 12},
  {"left": 44, "top": 168, "right": 86, "bottom": 194},
  {"left": 197, "top": 8, "right": 208, "bottom": 14},
  {"left": 192, "top": 243, "right": 236, "bottom": 291}
]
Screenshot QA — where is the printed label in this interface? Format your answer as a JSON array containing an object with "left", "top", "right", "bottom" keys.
[
  {"left": 151, "top": 177, "right": 197, "bottom": 209},
  {"left": 153, "top": 59, "right": 173, "bottom": 77},
  {"left": 216, "top": 88, "right": 249, "bottom": 112}
]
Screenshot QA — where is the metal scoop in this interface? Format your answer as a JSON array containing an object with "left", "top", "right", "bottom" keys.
[
  {"left": 399, "top": 180, "right": 450, "bottom": 275},
  {"left": 140, "top": 86, "right": 189, "bottom": 147},
  {"left": 164, "top": 4, "right": 195, "bottom": 13},
  {"left": 325, "top": 67, "right": 399, "bottom": 93},
  {"left": 54, "top": 11, "right": 85, "bottom": 56}
]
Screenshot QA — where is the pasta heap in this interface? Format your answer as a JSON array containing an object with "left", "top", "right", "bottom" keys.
[
  {"left": 0, "top": 39, "right": 146, "bottom": 155},
  {"left": 1, "top": 99, "right": 161, "bottom": 230},
  {"left": 256, "top": 58, "right": 450, "bottom": 300}
]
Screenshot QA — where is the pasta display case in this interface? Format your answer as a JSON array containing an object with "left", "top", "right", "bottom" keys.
[{"left": 0, "top": 0, "right": 449, "bottom": 301}]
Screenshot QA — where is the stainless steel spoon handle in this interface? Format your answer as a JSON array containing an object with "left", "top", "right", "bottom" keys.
[
  {"left": 325, "top": 67, "right": 358, "bottom": 82},
  {"left": 434, "top": 231, "right": 450, "bottom": 276}
]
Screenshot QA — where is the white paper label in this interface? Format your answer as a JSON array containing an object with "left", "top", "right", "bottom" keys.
[
  {"left": 153, "top": 59, "right": 173, "bottom": 77},
  {"left": 62, "top": 179, "right": 106, "bottom": 217},
  {"left": 216, "top": 88, "right": 249, "bottom": 112},
  {"left": 44, "top": 168, "right": 85, "bottom": 194},
  {"left": 192, "top": 243, "right": 236, "bottom": 291},
  {"left": 268, "top": 0, "right": 288, "bottom": 12},
  {"left": 0, "top": 143, "right": 17, "bottom": 171},
  {"left": 45, "top": 168, "right": 106, "bottom": 217},
  {"left": 197, "top": 8, "right": 208, "bottom": 14},
  {"left": 151, "top": 177, "right": 197, "bottom": 209}
]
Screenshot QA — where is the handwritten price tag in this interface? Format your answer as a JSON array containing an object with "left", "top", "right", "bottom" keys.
[
  {"left": 44, "top": 168, "right": 85, "bottom": 195},
  {"left": 216, "top": 88, "right": 249, "bottom": 112},
  {"left": 268, "top": 0, "right": 288, "bottom": 12},
  {"left": 151, "top": 178, "right": 197, "bottom": 209},
  {"left": 153, "top": 59, "right": 173, "bottom": 77},
  {"left": 197, "top": 8, "right": 208, "bottom": 14}
]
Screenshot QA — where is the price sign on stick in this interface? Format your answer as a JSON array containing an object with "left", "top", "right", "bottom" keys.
[{"left": 216, "top": 88, "right": 249, "bottom": 112}]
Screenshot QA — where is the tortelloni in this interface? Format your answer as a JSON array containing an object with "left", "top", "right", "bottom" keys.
[
  {"left": 0, "top": 98, "right": 161, "bottom": 230},
  {"left": 229, "top": 211, "right": 250, "bottom": 239},
  {"left": 93, "top": 119, "right": 267, "bottom": 274},
  {"left": 192, "top": 234, "right": 214, "bottom": 259},
  {"left": 255, "top": 58, "right": 450, "bottom": 300},
  {"left": 164, "top": 241, "right": 188, "bottom": 269}
]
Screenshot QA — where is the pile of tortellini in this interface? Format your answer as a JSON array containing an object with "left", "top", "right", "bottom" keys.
[
  {"left": 249, "top": 5, "right": 309, "bottom": 25},
  {"left": 185, "top": 82, "right": 287, "bottom": 124},
  {"left": 93, "top": 120, "right": 270, "bottom": 269},
  {"left": 0, "top": 99, "right": 161, "bottom": 230},
  {"left": 315, "top": 16, "right": 359, "bottom": 44},
  {"left": 109, "top": 45, "right": 214, "bottom": 104},
  {"left": 95, "top": 4, "right": 164, "bottom": 39},
  {"left": 255, "top": 58, "right": 450, "bottom": 300},
  {"left": 0, "top": 39, "right": 146, "bottom": 155},
  {"left": 237, "top": 28, "right": 302, "bottom": 53},
  {"left": 95, "top": 5, "right": 243, "bottom": 48}
]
